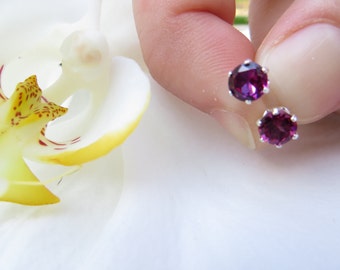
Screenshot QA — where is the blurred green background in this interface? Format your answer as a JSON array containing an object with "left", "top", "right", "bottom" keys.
[{"left": 235, "top": 0, "right": 249, "bottom": 24}]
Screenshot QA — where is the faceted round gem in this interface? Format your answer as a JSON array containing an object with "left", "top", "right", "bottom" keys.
[
  {"left": 258, "top": 107, "right": 298, "bottom": 147},
  {"left": 228, "top": 60, "right": 268, "bottom": 103}
]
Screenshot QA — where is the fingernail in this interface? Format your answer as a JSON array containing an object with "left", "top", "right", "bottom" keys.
[
  {"left": 211, "top": 109, "right": 256, "bottom": 149},
  {"left": 258, "top": 24, "right": 340, "bottom": 122}
]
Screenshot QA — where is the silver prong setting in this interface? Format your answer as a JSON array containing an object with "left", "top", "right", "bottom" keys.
[
  {"left": 292, "top": 133, "right": 299, "bottom": 140},
  {"left": 262, "top": 110, "right": 270, "bottom": 117},
  {"left": 245, "top": 100, "right": 252, "bottom": 105},
  {"left": 228, "top": 90, "right": 233, "bottom": 97},
  {"left": 281, "top": 107, "right": 290, "bottom": 114},
  {"left": 262, "top": 66, "right": 269, "bottom": 74},
  {"left": 272, "top": 107, "right": 279, "bottom": 116},
  {"left": 263, "top": 87, "right": 270, "bottom": 94},
  {"left": 256, "top": 119, "right": 262, "bottom": 127},
  {"left": 244, "top": 59, "right": 252, "bottom": 65},
  {"left": 291, "top": 115, "right": 298, "bottom": 122},
  {"left": 275, "top": 144, "right": 283, "bottom": 149}
]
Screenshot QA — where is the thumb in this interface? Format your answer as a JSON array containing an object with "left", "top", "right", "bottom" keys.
[{"left": 256, "top": 0, "right": 340, "bottom": 124}]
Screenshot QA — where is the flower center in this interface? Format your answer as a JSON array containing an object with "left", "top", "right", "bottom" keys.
[{"left": 7, "top": 75, "right": 67, "bottom": 127}]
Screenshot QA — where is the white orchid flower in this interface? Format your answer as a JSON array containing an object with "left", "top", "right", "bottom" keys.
[{"left": 0, "top": 0, "right": 150, "bottom": 205}]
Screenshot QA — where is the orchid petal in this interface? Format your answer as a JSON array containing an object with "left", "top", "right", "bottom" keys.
[
  {"left": 0, "top": 156, "right": 59, "bottom": 205},
  {"left": 0, "top": 0, "right": 90, "bottom": 65},
  {"left": 15, "top": 30, "right": 150, "bottom": 166},
  {"left": 46, "top": 57, "right": 149, "bottom": 165}
]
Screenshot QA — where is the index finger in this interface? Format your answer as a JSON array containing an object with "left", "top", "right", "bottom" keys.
[{"left": 133, "top": 0, "right": 259, "bottom": 148}]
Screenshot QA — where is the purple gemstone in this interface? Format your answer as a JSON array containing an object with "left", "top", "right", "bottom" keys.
[
  {"left": 258, "top": 107, "right": 298, "bottom": 147},
  {"left": 228, "top": 60, "right": 269, "bottom": 103}
]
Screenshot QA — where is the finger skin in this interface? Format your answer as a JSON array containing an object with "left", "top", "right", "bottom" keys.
[
  {"left": 255, "top": 0, "right": 340, "bottom": 124},
  {"left": 134, "top": 0, "right": 263, "bottom": 148},
  {"left": 133, "top": 0, "right": 255, "bottom": 112},
  {"left": 249, "top": 0, "right": 294, "bottom": 50}
]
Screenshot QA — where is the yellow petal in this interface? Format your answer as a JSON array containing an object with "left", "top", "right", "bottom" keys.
[
  {"left": 40, "top": 110, "right": 145, "bottom": 166},
  {"left": 0, "top": 156, "right": 59, "bottom": 205},
  {"left": 0, "top": 179, "right": 60, "bottom": 205}
]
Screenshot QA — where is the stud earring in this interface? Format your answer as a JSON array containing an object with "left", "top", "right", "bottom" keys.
[
  {"left": 257, "top": 107, "right": 299, "bottom": 148},
  {"left": 228, "top": 60, "right": 299, "bottom": 148},
  {"left": 228, "top": 59, "right": 270, "bottom": 104}
]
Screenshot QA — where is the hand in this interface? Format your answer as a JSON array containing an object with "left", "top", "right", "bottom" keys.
[{"left": 133, "top": 0, "right": 340, "bottom": 149}]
